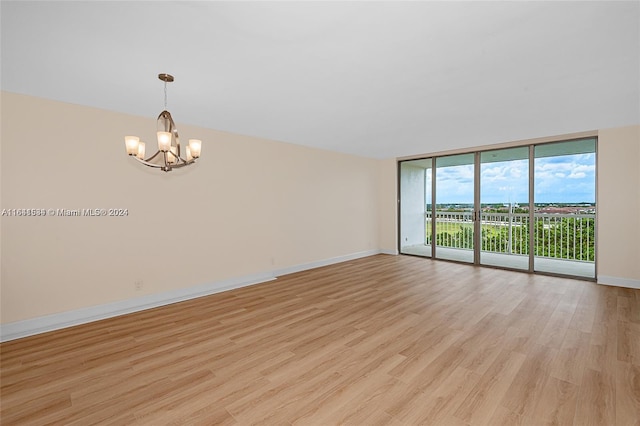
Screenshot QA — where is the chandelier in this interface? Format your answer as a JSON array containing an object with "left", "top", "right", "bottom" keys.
[{"left": 124, "top": 74, "right": 202, "bottom": 172}]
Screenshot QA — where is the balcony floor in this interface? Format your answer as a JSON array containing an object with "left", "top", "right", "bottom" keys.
[{"left": 400, "top": 244, "right": 595, "bottom": 279}]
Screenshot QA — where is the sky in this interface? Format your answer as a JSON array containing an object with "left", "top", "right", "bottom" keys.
[{"left": 432, "top": 153, "right": 596, "bottom": 204}]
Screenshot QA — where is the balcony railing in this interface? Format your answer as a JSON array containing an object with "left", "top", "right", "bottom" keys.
[{"left": 425, "top": 211, "right": 595, "bottom": 262}]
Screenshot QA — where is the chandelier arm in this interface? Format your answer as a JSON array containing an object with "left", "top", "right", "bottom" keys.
[
  {"left": 165, "top": 159, "right": 197, "bottom": 169},
  {"left": 131, "top": 156, "right": 167, "bottom": 169},
  {"left": 162, "top": 151, "right": 170, "bottom": 169},
  {"left": 174, "top": 130, "right": 181, "bottom": 157},
  {"left": 142, "top": 150, "right": 163, "bottom": 163},
  {"left": 158, "top": 110, "right": 183, "bottom": 156},
  {"left": 131, "top": 154, "right": 196, "bottom": 171},
  {"left": 173, "top": 155, "right": 191, "bottom": 165}
]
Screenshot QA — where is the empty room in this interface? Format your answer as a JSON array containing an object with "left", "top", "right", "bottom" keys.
[{"left": 1, "top": 1, "right": 639, "bottom": 425}]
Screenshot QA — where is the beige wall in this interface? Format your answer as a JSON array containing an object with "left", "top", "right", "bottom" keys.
[
  {"left": 377, "top": 158, "right": 398, "bottom": 253},
  {"left": 0, "top": 92, "right": 381, "bottom": 324},
  {"left": 597, "top": 125, "right": 640, "bottom": 283},
  {"left": 1, "top": 91, "right": 638, "bottom": 327}
]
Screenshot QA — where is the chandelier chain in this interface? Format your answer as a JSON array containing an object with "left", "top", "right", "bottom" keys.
[{"left": 164, "top": 81, "right": 168, "bottom": 109}]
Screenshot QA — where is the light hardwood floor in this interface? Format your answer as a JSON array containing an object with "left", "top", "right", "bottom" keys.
[{"left": 1, "top": 255, "right": 639, "bottom": 425}]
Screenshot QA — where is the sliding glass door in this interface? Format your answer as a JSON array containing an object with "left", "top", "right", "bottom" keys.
[
  {"left": 533, "top": 139, "right": 596, "bottom": 278},
  {"left": 398, "top": 137, "right": 597, "bottom": 279},
  {"left": 479, "top": 147, "right": 529, "bottom": 270},
  {"left": 434, "top": 154, "right": 475, "bottom": 263},
  {"left": 399, "top": 159, "right": 432, "bottom": 256}
]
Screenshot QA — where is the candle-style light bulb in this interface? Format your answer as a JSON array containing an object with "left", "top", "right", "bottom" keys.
[
  {"left": 167, "top": 146, "right": 177, "bottom": 164},
  {"left": 124, "top": 136, "right": 139, "bottom": 156},
  {"left": 136, "top": 142, "right": 146, "bottom": 159},
  {"left": 157, "top": 131, "right": 172, "bottom": 152},
  {"left": 188, "top": 139, "right": 201, "bottom": 158}
]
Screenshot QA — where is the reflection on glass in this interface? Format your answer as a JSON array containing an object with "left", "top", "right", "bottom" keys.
[
  {"left": 534, "top": 139, "right": 596, "bottom": 278},
  {"left": 399, "top": 159, "right": 432, "bottom": 257},
  {"left": 479, "top": 147, "right": 529, "bottom": 270},
  {"left": 435, "top": 153, "right": 475, "bottom": 263}
]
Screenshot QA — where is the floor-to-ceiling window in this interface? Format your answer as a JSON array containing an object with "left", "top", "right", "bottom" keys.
[
  {"left": 533, "top": 139, "right": 596, "bottom": 278},
  {"left": 398, "top": 137, "right": 596, "bottom": 279},
  {"left": 479, "top": 146, "right": 530, "bottom": 270},
  {"left": 399, "top": 159, "right": 432, "bottom": 256},
  {"left": 434, "top": 154, "right": 475, "bottom": 263}
]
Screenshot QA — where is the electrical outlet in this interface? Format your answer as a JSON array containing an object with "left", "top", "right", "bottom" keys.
[{"left": 134, "top": 280, "right": 144, "bottom": 291}]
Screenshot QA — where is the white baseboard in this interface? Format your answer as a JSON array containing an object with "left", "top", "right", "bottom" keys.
[
  {"left": 0, "top": 272, "right": 275, "bottom": 342},
  {"left": 273, "top": 249, "right": 381, "bottom": 276},
  {"left": 1, "top": 250, "right": 392, "bottom": 342},
  {"left": 597, "top": 275, "right": 640, "bottom": 290},
  {"left": 380, "top": 249, "right": 399, "bottom": 255}
]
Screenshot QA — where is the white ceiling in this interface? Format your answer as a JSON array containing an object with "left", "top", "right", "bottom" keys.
[{"left": 2, "top": 1, "right": 638, "bottom": 159}]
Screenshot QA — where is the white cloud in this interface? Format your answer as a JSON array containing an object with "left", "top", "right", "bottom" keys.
[
  {"left": 573, "top": 164, "right": 595, "bottom": 173},
  {"left": 433, "top": 153, "right": 594, "bottom": 203}
]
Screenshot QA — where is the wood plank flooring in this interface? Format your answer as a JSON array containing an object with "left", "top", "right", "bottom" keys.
[{"left": 1, "top": 255, "right": 639, "bottom": 425}]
